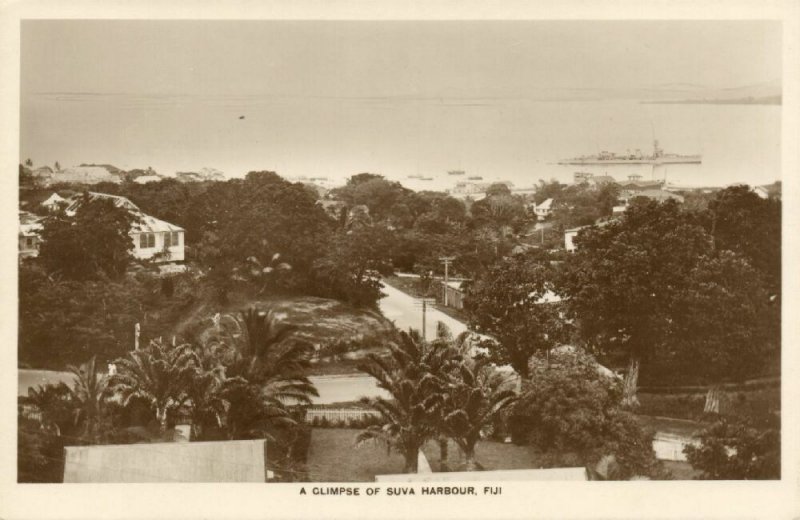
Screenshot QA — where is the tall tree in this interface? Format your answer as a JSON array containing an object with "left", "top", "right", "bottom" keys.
[
  {"left": 559, "top": 199, "right": 713, "bottom": 407},
  {"left": 108, "top": 340, "right": 197, "bottom": 433},
  {"left": 706, "top": 185, "right": 781, "bottom": 292},
  {"left": 431, "top": 332, "right": 517, "bottom": 470},
  {"left": 664, "top": 251, "right": 778, "bottom": 411},
  {"left": 356, "top": 330, "right": 452, "bottom": 473},
  {"left": 66, "top": 356, "right": 109, "bottom": 442},
  {"left": 39, "top": 194, "right": 138, "bottom": 281},
  {"left": 311, "top": 224, "right": 396, "bottom": 307},
  {"left": 465, "top": 253, "right": 569, "bottom": 378}
]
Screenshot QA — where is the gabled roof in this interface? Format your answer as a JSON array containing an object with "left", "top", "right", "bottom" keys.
[
  {"left": 42, "top": 193, "right": 66, "bottom": 206},
  {"left": 537, "top": 198, "right": 554, "bottom": 211},
  {"left": 134, "top": 214, "right": 184, "bottom": 234},
  {"left": 66, "top": 192, "right": 141, "bottom": 215},
  {"left": 64, "top": 192, "right": 184, "bottom": 233}
]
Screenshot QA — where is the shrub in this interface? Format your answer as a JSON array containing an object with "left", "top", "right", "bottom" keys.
[
  {"left": 510, "top": 348, "right": 665, "bottom": 479},
  {"left": 684, "top": 416, "right": 780, "bottom": 479}
]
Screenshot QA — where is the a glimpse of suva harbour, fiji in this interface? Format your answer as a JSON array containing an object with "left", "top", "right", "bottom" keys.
[{"left": 23, "top": 95, "right": 781, "bottom": 190}]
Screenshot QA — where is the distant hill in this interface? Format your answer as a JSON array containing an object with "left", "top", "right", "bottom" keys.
[
  {"left": 643, "top": 95, "right": 781, "bottom": 106},
  {"left": 639, "top": 80, "right": 782, "bottom": 105}
]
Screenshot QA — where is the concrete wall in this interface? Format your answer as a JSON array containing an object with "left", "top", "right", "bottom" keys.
[{"left": 63, "top": 439, "right": 266, "bottom": 483}]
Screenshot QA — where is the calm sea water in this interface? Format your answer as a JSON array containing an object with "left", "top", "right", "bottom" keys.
[{"left": 22, "top": 96, "right": 781, "bottom": 190}]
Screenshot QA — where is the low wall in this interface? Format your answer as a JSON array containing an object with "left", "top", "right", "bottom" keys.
[{"left": 63, "top": 439, "right": 267, "bottom": 483}]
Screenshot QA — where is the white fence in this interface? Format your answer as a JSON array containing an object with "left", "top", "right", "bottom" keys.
[{"left": 306, "top": 408, "right": 381, "bottom": 425}]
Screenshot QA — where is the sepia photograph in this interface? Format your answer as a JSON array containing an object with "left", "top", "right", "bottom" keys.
[{"left": 2, "top": 1, "right": 798, "bottom": 519}]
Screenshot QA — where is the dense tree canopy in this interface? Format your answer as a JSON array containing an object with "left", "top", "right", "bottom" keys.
[
  {"left": 706, "top": 185, "right": 781, "bottom": 292},
  {"left": 559, "top": 197, "right": 780, "bottom": 403},
  {"left": 38, "top": 194, "right": 137, "bottom": 281},
  {"left": 465, "top": 252, "right": 570, "bottom": 378},
  {"left": 19, "top": 263, "right": 197, "bottom": 369}
]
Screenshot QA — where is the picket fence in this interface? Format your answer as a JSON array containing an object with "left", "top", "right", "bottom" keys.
[{"left": 306, "top": 408, "right": 381, "bottom": 424}]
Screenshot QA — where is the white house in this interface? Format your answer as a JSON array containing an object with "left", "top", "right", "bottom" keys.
[
  {"left": 65, "top": 192, "right": 185, "bottom": 263},
  {"left": 18, "top": 211, "right": 43, "bottom": 259},
  {"left": 752, "top": 185, "right": 770, "bottom": 199},
  {"left": 41, "top": 192, "right": 67, "bottom": 211},
  {"left": 533, "top": 198, "right": 554, "bottom": 220},
  {"left": 564, "top": 226, "right": 584, "bottom": 252}
]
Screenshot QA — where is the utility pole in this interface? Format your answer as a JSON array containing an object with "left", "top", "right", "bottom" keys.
[
  {"left": 134, "top": 322, "right": 140, "bottom": 351},
  {"left": 422, "top": 300, "right": 427, "bottom": 339},
  {"left": 414, "top": 298, "right": 437, "bottom": 341},
  {"left": 439, "top": 256, "right": 455, "bottom": 307}
]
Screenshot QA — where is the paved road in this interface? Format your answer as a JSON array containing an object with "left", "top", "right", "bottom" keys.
[
  {"left": 18, "top": 369, "right": 76, "bottom": 396},
  {"left": 309, "top": 374, "right": 389, "bottom": 404},
  {"left": 378, "top": 281, "right": 472, "bottom": 342}
]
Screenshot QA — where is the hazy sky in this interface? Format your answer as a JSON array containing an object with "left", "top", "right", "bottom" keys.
[{"left": 20, "top": 20, "right": 782, "bottom": 184}]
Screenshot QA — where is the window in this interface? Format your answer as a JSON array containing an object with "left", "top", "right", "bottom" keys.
[
  {"left": 139, "top": 233, "right": 155, "bottom": 249},
  {"left": 164, "top": 231, "right": 180, "bottom": 248}
]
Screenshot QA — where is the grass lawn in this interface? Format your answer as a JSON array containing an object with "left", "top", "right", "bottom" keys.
[
  {"left": 422, "top": 437, "right": 545, "bottom": 473},
  {"left": 307, "top": 428, "right": 700, "bottom": 480},
  {"left": 306, "top": 428, "right": 406, "bottom": 482}
]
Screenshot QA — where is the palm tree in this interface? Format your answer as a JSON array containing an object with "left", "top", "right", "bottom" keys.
[
  {"left": 356, "top": 329, "right": 455, "bottom": 473},
  {"left": 20, "top": 383, "right": 74, "bottom": 436},
  {"left": 65, "top": 356, "right": 109, "bottom": 443},
  {"left": 427, "top": 323, "right": 473, "bottom": 470},
  {"left": 435, "top": 356, "right": 517, "bottom": 470},
  {"left": 108, "top": 340, "right": 197, "bottom": 433},
  {"left": 219, "top": 310, "right": 319, "bottom": 440},
  {"left": 185, "top": 345, "right": 228, "bottom": 440},
  {"left": 220, "top": 349, "right": 316, "bottom": 440},
  {"left": 240, "top": 253, "right": 292, "bottom": 295},
  {"left": 240, "top": 307, "right": 299, "bottom": 359}
]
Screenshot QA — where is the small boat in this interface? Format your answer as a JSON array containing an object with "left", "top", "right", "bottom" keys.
[
  {"left": 420, "top": 177, "right": 433, "bottom": 181},
  {"left": 467, "top": 176, "right": 483, "bottom": 180},
  {"left": 448, "top": 170, "right": 466, "bottom": 176}
]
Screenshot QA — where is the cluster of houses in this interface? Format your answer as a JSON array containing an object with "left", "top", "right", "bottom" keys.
[
  {"left": 23, "top": 163, "right": 226, "bottom": 187},
  {"left": 541, "top": 173, "right": 685, "bottom": 252},
  {"left": 559, "top": 172, "right": 777, "bottom": 253},
  {"left": 18, "top": 191, "right": 185, "bottom": 266}
]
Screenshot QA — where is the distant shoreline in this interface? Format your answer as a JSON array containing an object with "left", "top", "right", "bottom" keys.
[{"left": 642, "top": 95, "right": 781, "bottom": 106}]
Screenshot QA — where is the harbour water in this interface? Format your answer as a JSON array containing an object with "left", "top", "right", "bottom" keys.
[{"left": 22, "top": 95, "right": 781, "bottom": 190}]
